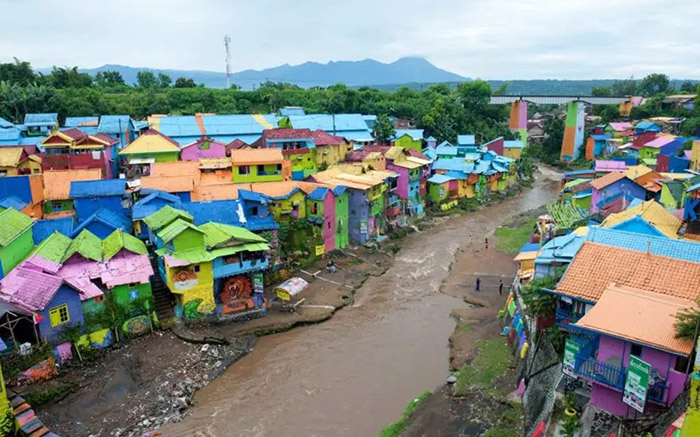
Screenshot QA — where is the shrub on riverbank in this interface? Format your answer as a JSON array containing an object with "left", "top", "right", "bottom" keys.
[
  {"left": 379, "top": 390, "right": 432, "bottom": 437},
  {"left": 494, "top": 219, "right": 537, "bottom": 253}
]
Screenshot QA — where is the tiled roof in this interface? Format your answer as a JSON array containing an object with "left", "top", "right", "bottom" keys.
[
  {"left": 32, "top": 231, "right": 72, "bottom": 264},
  {"left": 601, "top": 200, "right": 681, "bottom": 239},
  {"left": 586, "top": 227, "right": 700, "bottom": 263},
  {"left": 118, "top": 129, "right": 180, "bottom": 155},
  {"left": 261, "top": 128, "right": 313, "bottom": 140},
  {"left": 230, "top": 148, "right": 283, "bottom": 165},
  {"left": 143, "top": 205, "right": 193, "bottom": 231},
  {"left": 576, "top": 284, "right": 694, "bottom": 355},
  {"left": 0, "top": 207, "right": 34, "bottom": 246},
  {"left": 63, "top": 229, "right": 103, "bottom": 262},
  {"left": 0, "top": 265, "right": 64, "bottom": 312},
  {"left": 0, "top": 147, "right": 24, "bottom": 167},
  {"left": 43, "top": 169, "right": 102, "bottom": 200},
  {"left": 69, "top": 179, "right": 125, "bottom": 198},
  {"left": 590, "top": 172, "right": 628, "bottom": 190},
  {"left": 311, "top": 129, "right": 346, "bottom": 146},
  {"left": 102, "top": 229, "right": 147, "bottom": 260},
  {"left": 556, "top": 242, "right": 700, "bottom": 302}
]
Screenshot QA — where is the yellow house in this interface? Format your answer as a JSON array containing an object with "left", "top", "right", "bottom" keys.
[
  {"left": 0, "top": 147, "right": 41, "bottom": 177},
  {"left": 312, "top": 130, "right": 351, "bottom": 167},
  {"left": 513, "top": 249, "right": 538, "bottom": 279},
  {"left": 691, "top": 140, "right": 700, "bottom": 171},
  {"left": 503, "top": 140, "right": 525, "bottom": 160},
  {"left": 249, "top": 182, "right": 308, "bottom": 222}
]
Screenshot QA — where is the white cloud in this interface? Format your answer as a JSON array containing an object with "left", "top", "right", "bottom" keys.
[{"left": 0, "top": 0, "right": 698, "bottom": 79}]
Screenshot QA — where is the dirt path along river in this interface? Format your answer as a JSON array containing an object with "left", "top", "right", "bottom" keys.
[{"left": 164, "top": 170, "right": 559, "bottom": 437}]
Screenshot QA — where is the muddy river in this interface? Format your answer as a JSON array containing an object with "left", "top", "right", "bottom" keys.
[{"left": 164, "top": 171, "right": 559, "bottom": 437}]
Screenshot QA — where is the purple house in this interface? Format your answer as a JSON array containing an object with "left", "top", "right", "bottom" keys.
[
  {"left": 590, "top": 172, "right": 646, "bottom": 216},
  {"left": 180, "top": 137, "right": 227, "bottom": 161}
]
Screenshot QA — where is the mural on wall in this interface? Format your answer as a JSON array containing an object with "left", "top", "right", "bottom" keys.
[
  {"left": 221, "top": 275, "right": 253, "bottom": 313},
  {"left": 172, "top": 268, "right": 198, "bottom": 290},
  {"left": 184, "top": 298, "right": 205, "bottom": 319},
  {"left": 122, "top": 315, "right": 151, "bottom": 337}
]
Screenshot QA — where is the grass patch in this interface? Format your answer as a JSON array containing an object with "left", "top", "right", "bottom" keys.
[
  {"left": 494, "top": 218, "right": 537, "bottom": 253},
  {"left": 379, "top": 390, "right": 432, "bottom": 437},
  {"left": 455, "top": 339, "right": 511, "bottom": 396},
  {"left": 458, "top": 322, "right": 471, "bottom": 332},
  {"left": 25, "top": 384, "right": 75, "bottom": 407},
  {"left": 483, "top": 402, "right": 525, "bottom": 437}
]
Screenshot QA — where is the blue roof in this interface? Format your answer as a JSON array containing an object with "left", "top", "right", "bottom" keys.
[
  {"left": 457, "top": 135, "right": 475, "bottom": 146},
  {"left": 0, "top": 127, "right": 21, "bottom": 141},
  {"left": 504, "top": 140, "right": 524, "bottom": 149},
  {"left": 426, "top": 136, "right": 436, "bottom": 141},
  {"left": 520, "top": 243, "right": 540, "bottom": 253},
  {"left": 98, "top": 115, "right": 132, "bottom": 134},
  {"left": 132, "top": 190, "right": 182, "bottom": 220},
  {"left": 71, "top": 208, "right": 132, "bottom": 237},
  {"left": 238, "top": 189, "right": 269, "bottom": 203},
  {"left": 180, "top": 200, "right": 244, "bottom": 227},
  {"left": 133, "top": 121, "right": 149, "bottom": 131},
  {"left": 279, "top": 107, "right": 305, "bottom": 116},
  {"left": 393, "top": 129, "right": 424, "bottom": 141},
  {"left": 156, "top": 114, "right": 280, "bottom": 144},
  {"left": 635, "top": 121, "right": 660, "bottom": 131},
  {"left": 308, "top": 187, "right": 330, "bottom": 201},
  {"left": 435, "top": 141, "right": 458, "bottom": 156},
  {"left": 70, "top": 179, "right": 125, "bottom": 198},
  {"left": 432, "top": 158, "right": 469, "bottom": 172},
  {"left": 591, "top": 134, "right": 612, "bottom": 141},
  {"left": 332, "top": 185, "right": 347, "bottom": 196},
  {"left": 0, "top": 117, "right": 14, "bottom": 129},
  {"left": 586, "top": 227, "right": 700, "bottom": 263},
  {"left": 23, "top": 113, "right": 57, "bottom": 126},
  {"left": 536, "top": 233, "right": 585, "bottom": 264},
  {"left": 288, "top": 114, "right": 369, "bottom": 133},
  {"left": 427, "top": 174, "right": 455, "bottom": 184},
  {"left": 64, "top": 116, "right": 99, "bottom": 127},
  {"left": 32, "top": 218, "right": 75, "bottom": 244},
  {"left": 0, "top": 196, "right": 28, "bottom": 211}
]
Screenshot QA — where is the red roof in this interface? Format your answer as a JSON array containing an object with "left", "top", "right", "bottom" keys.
[
  {"left": 630, "top": 132, "right": 658, "bottom": 150},
  {"left": 226, "top": 139, "right": 249, "bottom": 153},
  {"left": 90, "top": 133, "right": 119, "bottom": 145},
  {"left": 311, "top": 129, "right": 347, "bottom": 146},
  {"left": 261, "top": 128, "right": 314, "bottom": 140},
  {"left": 61, "top": 128, "right": 88, "bottom": 141},
  {"left": 407, "top": 149, "right": 430, "bottom": 160}
]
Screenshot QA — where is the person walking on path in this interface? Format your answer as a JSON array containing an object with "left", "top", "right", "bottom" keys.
[
  {"left": 475, "top": 277, "right": 481, "bottom": 292},
  {"left": 485, "top": 237, "right": 489, "bottom": 250},
  {"left": 499, "top": 279, "right": 504, "bottom": 295}
]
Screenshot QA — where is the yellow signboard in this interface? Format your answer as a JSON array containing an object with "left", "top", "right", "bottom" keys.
[{"left": 315, "top": 245, "right": 325, "bottom": 256}]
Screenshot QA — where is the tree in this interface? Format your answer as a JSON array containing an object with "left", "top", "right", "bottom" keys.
[
  {"left": 174, "top": 77, "right": 196, "bottom": 88},
  {"left": 680, "top": 81, "right": 698, "bottom": 93},
  {"left": 95, "top": 70, "right": 125, "bottom": 87},
  {"left": 158, "top": 72, "right": 172, "bottom": 88},
  {"left": 136, "top": 71, "right": 158, "bottom": 88},
  {"left": 373, "top": 113, "right": 395, "bottom": 144},
  {"left": 457, "top": 80, "right": 491, "bottom": 110},
  {"left": 0, "top": 58, "right": 37, "bottom": 85},
  {"left": 591, "top": 86, "right": 612, "bottom": 97},
  {"left": 611, "top": 77, "right": 638, "bottom": 96},
  {"left": 638, "top": 73, "right": 671, "bottom": 97},
  {"left": 46, "top": 66, "right": 93, "bottom": 88}
]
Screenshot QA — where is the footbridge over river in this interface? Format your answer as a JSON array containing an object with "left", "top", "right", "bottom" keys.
[{"left": 490, "top": 95, "right": 633, "bottom": 162}]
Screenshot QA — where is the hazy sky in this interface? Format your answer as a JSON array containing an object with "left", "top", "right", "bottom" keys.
[{"left": 1, "top": 0, "right": 699, "bottom": 79}]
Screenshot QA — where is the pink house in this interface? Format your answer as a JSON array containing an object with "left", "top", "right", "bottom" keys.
[
  {"left": 180, "top": 137, "right": 227, "bottom": 161},
  {"left": 307, "top": 187, "right": 336, "bottom": 252}
]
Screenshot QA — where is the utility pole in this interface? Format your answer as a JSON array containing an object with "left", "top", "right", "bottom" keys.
[
  {"left": 224, "top": 35, "right": 232, "bottom": 89},
  {"left": 332, "top": 114, "right": 336, "bottom": 135}
]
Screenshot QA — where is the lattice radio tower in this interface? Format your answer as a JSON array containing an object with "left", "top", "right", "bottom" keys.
[{"left": 224, "top": 35, "right": 232, "bottom": 89}]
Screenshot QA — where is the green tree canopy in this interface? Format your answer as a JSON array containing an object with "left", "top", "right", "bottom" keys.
[
  {"left": 136, "top": 71, "right": 158, "bottom": 88},
  {"left": 95, "top": 70, "right": 125, "bottom": 87},
  {"left": 157, "top": 72, "right": 172, "bottom": 88},
  {"left": 0, "top": 58, "right": 37, "bottom": 85},
  {"left": 638, "top": 73, "right": 671, "bottom": 97},
  {"left": 373, "top": 113, "right": 395, "bottom": 145},
  {"left": 46, "top": 66, "right": 93, "bottom": 88},
  {"left": 174, "top": 77, "right": 196, "bottom": 88}
]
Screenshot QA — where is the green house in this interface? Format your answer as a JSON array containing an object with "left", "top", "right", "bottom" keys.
[
  {"left": 0, "top": 208, "right": 34, "bottom": 279},
  {"left": 333, "top": 187, "right": 349, "bottom": 249},
  {"left": 231, "top": 148, "right": 287, "bottom": 183},
  {"left": 118, "top": 129, "right": 181, "bottom": 167},
  {"left": 392, "top": 129, "right": 424, "bottom": 152}
]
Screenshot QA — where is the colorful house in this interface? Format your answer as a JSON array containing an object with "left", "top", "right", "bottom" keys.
[
  {"left": 534, "top": 231, "right": 585, "bottom": 278},
  {"left": 0, "top": 175, "right": 46, "bottom": 219},
  {"left": 97, "top": 115, "right": 138, "bottom": 149},
  {"left": 514, "top": 242, "right": 540, "bottom": 280},
  {"left": 585, "top": 134, "right": 612, "bottom": 160},
  {"left": 634, "top": 121, "right": 661, "bottom": 135},
  {"left": 391, "top": 129, "right": 424, "bottom": 152},
  {"left": 554, "top": 242, "right": 700, "bottom": 415},
  {"left": 40, "top": 129, "right": 119, "bottom": 178},
  {"left": 384, "top": 147, "right": 430, "bottom": 217},
  {"left": 69, "top": 179, "right": 126, "bottom": 223},
  {"left": 503, "top": 140, "right": 525, "bottom": 160},
  {"left": 142, "top": 205, "right": 195, "bottom": 246},
  {"left": 253, "top": 128, "right": 317, "bottom": 180},
  {"left": 638, "top": 135, "right": 683, "bottom": 161},
  {"left": 427, "top": 174, "right": 456, "bottom": 204},
  {"left": 180, "top": 137, "right": 227, "bottom": 161},
  {"left": 139, "top": 161, "right": 200, "bottom": 202},
  {"left": 604, "top": 122, "right": 634, "bottom": 138},
  {"left": 231, "top": 148, "right": 289, "bottom": 183},
  {"left": 594, "top": 160, "right": 627, "bottom": 177},
  {"left": 42, "top": 168, "right": 103, "bottom": 218},
  {"left": 306, "top": 187, "right": 337, "bottom": 253},
  {"left": 332, "top": 186, "right": 349, "bottom": 250},
  {"left": 132, "top": 190, "right": 183, "bottom": 238},
  {"left": 118, "top": 129, "right": 181, "bottom": 173},
  {"left": 590, "top": 172, "right": 646, "bottom": 216},
  {"left": 283, "top": 114, "right": 374, "bottom": 145},
  {"left": 250, "top": 182, "right": 307, "bottom": 222},
  {"left": 0, "top": 147, "right": 41, "bottom": 177},
  {"left": 24, "top": 113, "right": 58, "bottom": 136},
  {"left": 0, "top": 207, "right": 35, "bottom": 279},
  {"left": 70, "top": 208, "right": 132, "bottom": 239},
  {"left": 600, "top": 199, "right": 682, "bottom": 239},
  {"left": 312, "top": 130, "right": 351, "bottom": 168}
]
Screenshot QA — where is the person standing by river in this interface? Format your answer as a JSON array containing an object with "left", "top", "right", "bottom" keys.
[
  {"left": 475, "top": 277, "right": 481, "bottom": 291},
  {"left": 499, "top": 279, "right": 504, "bottom": 295}
]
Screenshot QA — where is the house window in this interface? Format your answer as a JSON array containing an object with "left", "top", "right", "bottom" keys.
[
  {"left": 276, "top": 164, "right": 282, "bottom": 171},
  {"left": 93, "top": 295, "right": 105, "bottom": 303},
  {"left": 310, "top": 203, "right": 318, "bottom": 214},
  {"left": 32, "top": 168, "right": 39, "bottom": 174},
  {"left": 257, "top": 164, "right": 265, "bottom": 174},
  {"left": 52, "top": 202, "right": 62, "bottom": 211},
  {"left": 239, "top": 165, "right": 250, "bottom": 175},
  {"left": 49, "top": 304, "right": 70, "bottom": 327},
  {"left": 327, "top": 221, "right": 331, "bottom": 229},
  {"left": 194, "top": 265, "right": 201, "bottom": 273},
  {"left": 675, "top": 356, "right": 691, "bottom": 373},
  {"left": 630, "top": 343, "right": 643, "bottom": 358},
  {"left": 251, "top": 206, "right": 259, "bottom": 216}
]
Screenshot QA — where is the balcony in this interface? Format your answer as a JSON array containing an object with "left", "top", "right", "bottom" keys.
[
  {"left": 648, "top": 382, "right": 669, "bottom": 405},
  {"left": 213, "top": 256, "right": 269, "bottom": 279},
  {"left": 575, "top": 356, "right": 626, "bottom": 390},
  {"left": 555, "top": 307, "right": 584, "bottom": 326}
]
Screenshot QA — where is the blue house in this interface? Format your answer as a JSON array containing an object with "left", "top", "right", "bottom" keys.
[
  {"left": 23, "top": 113, "right": 58, "bottom": 136},
  {"left": 132, "top": 190, "right": 182, "bottom": 238},
  {"left": 591, "top": 134, "right": 612, "bottom": 157},
  {"left": 97, "top": 115, "right": 137, "bottom": 149},
  {"left": 181, "top": 200, "right": 245, "bottom": 227},
  {"left": 70, "top": 179, "right": 126, "bottom": 223},
  {"left": 237, "top": 190, "right": 279, "bottom": 232},
  {"left": 534, "top": 232, "right": 585, "bottom": 278},
  {"left": 634, "top": 121, "right": 661, "bottom": 136},
  {"left": 71, "top": 208, "right": 132, "bottom": 239},
  {"left": 32, "top": 217, "right": 75, "bottom": 244}
]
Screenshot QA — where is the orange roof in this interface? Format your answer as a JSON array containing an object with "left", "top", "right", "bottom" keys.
[
  {"left": 590, "top": 171, "right": 628, "bottom": 190},
  {"left": 556, "top": 242, "right": 700, "bottom": 302},
  {"left": 139, "top": 175, "right": 195, "bottom": 193},
  {"left": 42, "top": 168, "right": 102, "bottom": 200},
  {"left": 576, "top": 284, "right": 694, "bottom": 355},
  {"left": 200, "top": 171, "right": 232, "bottom": 186},
  {"left": 190, "top": 183, "right": 239, "bottom": 201},
  {"left": 150, "top": 161, "right": 201, "bottom": 182},
  {"left": 231, "top": 148, "right": 283, "bottom": 165}
]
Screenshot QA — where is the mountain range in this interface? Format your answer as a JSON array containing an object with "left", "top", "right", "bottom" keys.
[{"left": 73, "top": 57, "right": 467, "bottom": 89}]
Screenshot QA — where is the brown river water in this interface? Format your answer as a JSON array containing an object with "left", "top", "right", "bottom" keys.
[{"left": 164, "top": 171, "right": 559, "bottom": 437}]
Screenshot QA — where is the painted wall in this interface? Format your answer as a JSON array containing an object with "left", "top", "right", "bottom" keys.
[
  {"left": 285, "top": 149, "right": 317, "bottom": 180},
  {"left": 181, "top": 140, "right": 226, "bottom": 161},
  {"left": 428, "top": 182, "right": 449, "bottom": 203},
  {"left": 38, "top": 284, "right": 84, "bottom": 343},
  {"left": 393, "top": 135, "right": 422, "bottom": 152},
  {"left": 322, "top": 191, "right": 336, "bottom": 252},
  {"left": 0, "top": 229, "right": 33, "bottom": 280},
  {"left": 591, "top": 179, "right": 646, "bottom": 214},
  {"left": 386, "top": 164, "right": 409, "bottom": 200},
  {"left": 348, "top": 189, "right": 370, "bottom": 243},
  {"left": 270, "top": 191, "right": 307, "bottom": 222},
  {"left": 44, "top": 199, "right": 74, "bottom": 215},
  {"left": 112, "top": 282, "right": 153, "bottom": 318},
  {"left": 334, "top": 191, "right": 349, "bottom": 249},
  {"left": 165, "top": 260, "right": 215, "bottom": 320},
  {"left": 316, "top": 144, "right": 350, "bottom": 167},
  {"left": 232, "top": 163, "right": 284, "bottom": 183},
  {"left": 74, "top": 196, "right": 124, "bottom": 223}
]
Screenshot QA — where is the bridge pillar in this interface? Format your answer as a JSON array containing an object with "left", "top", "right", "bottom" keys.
[
  {"left": 508, "top": 101, "right": 528, "bottom": 147},
  {"left": 560, "top": 101, "right": 585, "bottom": 162}
]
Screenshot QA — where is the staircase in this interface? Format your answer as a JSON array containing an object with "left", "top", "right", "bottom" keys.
[{"left": 149, "top": 255, "right": 177, "bottom": 327}]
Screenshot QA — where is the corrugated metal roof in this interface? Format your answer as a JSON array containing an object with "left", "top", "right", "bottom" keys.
[
  {"left": 102, "top": 229, "right": 147, "bottom": 260},
  {"left": 199, "top": 222, "right": 266, "bottom": 248},
  {"left": 157, "top": 218, "right": 203, "bottom": 243},
  {"left": 576, "top": 284, "right": 694, "bottom": 355},
  {"left": 587, "top": 227, "right": 700, "bottom": 262},
  {"left": 70, "top": 179, "right": 125, "bottom": 198},
  {"left": 590, "top": 171, "right": 627, "bottom": 190},
  {"left": 0, "top": 265, "right": 64, "bottom": 312},
  {"left": 393, "top": 129, "right": 423, "bottom": 141},
  {"left": 32, "top": 218, "right": 74, "bottom": 245},
  {"left": 180, "top": 200, "right": 245, "bottom": 227},
  {"left": 143, "top": 205, "right": 193, "bottom": 231},
  {"left": 457, "top": 135, "right": 475, "bottom": 145},
  {"left": 601, "top": 200, "right": 681, "bottom": 239},
  {"left": 132, "top": 190, "right": 182, "bottom": 220},
  {"left": 71, "top": 208, "right": 132, "bottom": 237},
  {"left": 0, "top": 147, "right": 24, "bottom": 167},
  {"left": 119, "top": 129, "right": 180, "bottom": 155},
  {"left": 0, "top": 196, "right": 28, "bottom": 211},
  {"left": 231, "top": 148, "right": 283, "bottom": 165},
  {"left": 140, "top": 175, "right": 195, "bottom": 194},
  {"left": 643, "top": 136, "right": 677, "bottom": 149},
  {"left": 307, "top": 187, "right": 329, "bottom": 201},
  {"left": 97, "top": 115, "right": 132, "bottom": 134},
  {"left": 64, "top": 229, "right": 102, "bottom": 262},
  {"left": 43, "top": 169, "right": 103, "bottom": 201},
  {"left": 23, "top": 113, "right": 57, "bottom": 126},
  {"left": 0, "top": 207, "right": 34, "bottom": 246},
  {"left": 504, "top": 140, "right": 524, "bottom": 149},
  {"left": 0, "top": 117, "right": 14, "bottom": 129},
  {"left": 427, "top": 174, "right": 455, "bottom": 184},
  {"left": 288, "top": 114, "right": 369, "bottom": 132},
  {"left": 32, "top": 231, "right": 72, "bottom": 264}
]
